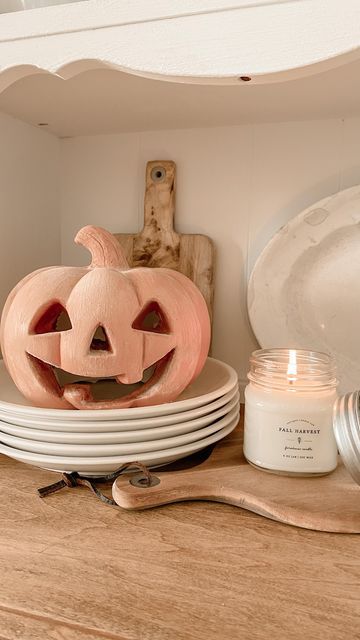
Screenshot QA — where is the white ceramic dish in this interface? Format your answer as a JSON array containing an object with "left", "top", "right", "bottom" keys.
[
  {"left": 0, "top": 385, "right": 238, "bottom": 432},
  {"left": 0, "top": 358, "right": 238, "bottom": 420},
  {"left": 248, "top": 185, "right": 360, "bottom": 394},
  {"left": 0, "top": 403, "right": 240, "bottom": 456},
  {"left": 0, "top": 416, "right": 238, "bottom": 475},
  {"left": 0, "top": 393, "right": 239, "bottom": 444}
]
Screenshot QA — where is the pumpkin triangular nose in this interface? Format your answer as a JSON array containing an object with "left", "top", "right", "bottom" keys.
[{"left": 89, "top": 325, "right": 112, "bottom": 352}]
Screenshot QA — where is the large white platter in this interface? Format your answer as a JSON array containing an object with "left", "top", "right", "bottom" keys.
[
  {"left": 0, "top": 416, "right": 238, "bottom": 476},
  {"left": 0, "top": 386, "right": 238, "bottom": 432},
  {"left": 248, "top": 185, "right": 360, "bottom": 394},
  {"left": 0, "top": 393, "right": 239, "bottom": 444},
  {"left": 0, "top": 357, "right": 238, "bottom": 420},
  {"left": 0, "top": 403, "right": 239, "bottom": 456}
]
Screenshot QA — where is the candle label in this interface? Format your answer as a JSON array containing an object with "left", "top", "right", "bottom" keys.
[
  {"left": 244, "top": 406, "right": 338, "bottom": 472},
  {"left": 278, "top": 419, "right": 320, "bottom": 462}
]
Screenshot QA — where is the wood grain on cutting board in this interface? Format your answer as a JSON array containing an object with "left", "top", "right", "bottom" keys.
[
  {"left": 115, "top": 161, "right": 214, "bottom": 321},
  {"left": 113, "top": 430, "right": 360, "bottom": 533}
]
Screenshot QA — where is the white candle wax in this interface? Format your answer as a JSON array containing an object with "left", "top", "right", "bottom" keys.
[
  {"left": 244, "top": 384, "right": 338, "bottom": 474},
  {"left": 244, "top": 349, "right": 338, "bottom": 476}
]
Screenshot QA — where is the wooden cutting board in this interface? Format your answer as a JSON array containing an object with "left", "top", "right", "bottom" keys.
[
  {"left": 115, "top": 160, "right": 214, "bottom": 320},
  {"left": 112, "top": 428, "right": 360, "bottom": 533}
]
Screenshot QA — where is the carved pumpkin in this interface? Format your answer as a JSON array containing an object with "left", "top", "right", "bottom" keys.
[{"left": 0, "top": 226, "right": 210, "bottom": 410}]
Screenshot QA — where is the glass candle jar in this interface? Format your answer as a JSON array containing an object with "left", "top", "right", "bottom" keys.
[{"left": 244, "top": 349, "right": 338, "bottom": 476}]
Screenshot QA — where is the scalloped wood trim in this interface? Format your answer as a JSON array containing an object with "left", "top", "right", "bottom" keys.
[{"left": 0, "top": 0, "right": 359, "bottom": 93}]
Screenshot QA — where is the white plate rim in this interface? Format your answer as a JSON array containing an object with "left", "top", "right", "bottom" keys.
[
  {"left": 0, "top": 393, "right": 240, "bottom": 443},
  {"left": 0, "top": 385, "right": 239, "bottom": 431},
  {"left": 0, "top": 357, "right": 238, "bottom": 420},
  {"left": 0, "top": 415, "right": 238, "bottom": 470},
  {"left": 0, "top": 403, "right": 240, "bottom": 455}
]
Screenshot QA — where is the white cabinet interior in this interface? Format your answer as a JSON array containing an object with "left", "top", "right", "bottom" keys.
[{"left": 0, "top": 0, "right": 359, "bottom": 390}]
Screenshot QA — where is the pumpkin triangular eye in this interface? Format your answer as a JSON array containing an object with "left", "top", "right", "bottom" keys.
[
  {"left": 90, "top": 325, "right": 112, "bottom": 352},
  {"left": 32, "top": 302, "right": 72, "bottom": 334},
  {"left": 132, "top": 301, "right": 170, "bottom": 334}
]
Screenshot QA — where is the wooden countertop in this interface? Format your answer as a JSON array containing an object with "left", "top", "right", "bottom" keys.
[{"left": 0, "top": 410, "right": 359, "bottom": 640}]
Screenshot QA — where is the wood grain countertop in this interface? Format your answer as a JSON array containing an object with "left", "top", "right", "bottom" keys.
[{"left": 0, "top": 408, "right": 359, "bottom": 640}]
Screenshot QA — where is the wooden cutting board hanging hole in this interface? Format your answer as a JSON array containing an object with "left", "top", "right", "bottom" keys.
[
  {"left": 112, "top": 430, "right": 360, "bottom": 534},
  {"left": 115, "top": 161, "right": 215, "bottom": 322}
]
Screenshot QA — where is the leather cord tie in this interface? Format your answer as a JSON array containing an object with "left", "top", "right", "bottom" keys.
[{"left": 37, "top": 462, "right": 153, "bottom": 506}]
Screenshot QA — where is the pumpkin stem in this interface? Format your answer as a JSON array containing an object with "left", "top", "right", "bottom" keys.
[{"left": 75, "top": 226, "right": 129, "bottom": 269}]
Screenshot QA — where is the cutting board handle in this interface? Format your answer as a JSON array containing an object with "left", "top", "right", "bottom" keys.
[
  {"left": 115, "top": 159, "right": 215, "bottom": 319},
  {"left": 142, "top": 161, "right": 177, "bottom": 232},
  {"left": 134, "top": 161, "right": 180, "bottom": 270}
]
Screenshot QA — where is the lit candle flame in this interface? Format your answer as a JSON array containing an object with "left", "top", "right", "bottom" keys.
[{"left": 287, "top": 349, "right": 297, "bottom": 379}]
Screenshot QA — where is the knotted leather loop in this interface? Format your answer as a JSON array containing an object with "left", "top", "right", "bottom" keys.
[{"left": 38, "top": 462, "right": 153, "bottom": 506}]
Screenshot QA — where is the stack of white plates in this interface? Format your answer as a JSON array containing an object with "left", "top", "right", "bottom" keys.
[{"left": 0, "top": 358, "right": 239, "bottom": 476}]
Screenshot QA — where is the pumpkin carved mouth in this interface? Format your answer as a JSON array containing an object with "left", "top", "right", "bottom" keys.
[{"left": 26, "top": 350, "right": 175, "bottom": 410}]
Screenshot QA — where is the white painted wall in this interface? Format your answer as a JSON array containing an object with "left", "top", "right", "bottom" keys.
[
  {"left": 59, "top": 117, "right": 360, "bottom": 387},
  {"left": 0, "top": 111, "right": 60, "bottom": 311},
  {"left": 0, "top": 112, "right": 359, "bottom": 387}
]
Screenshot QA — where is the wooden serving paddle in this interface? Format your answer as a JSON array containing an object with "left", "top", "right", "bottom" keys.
[
  {"left": 112, "top": 428, "right": 360, "bottom": 533},
  {"left": 115, "top": 161, "right": 215, "bottom": 320}
]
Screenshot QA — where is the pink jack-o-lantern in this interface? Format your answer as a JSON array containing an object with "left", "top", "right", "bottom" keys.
[{"left": 0, "top": 226, "right": 210, "bottom": 409}]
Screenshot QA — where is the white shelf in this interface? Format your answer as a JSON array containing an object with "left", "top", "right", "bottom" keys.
[
  {"left": 0, "top": 57, "right": 359, "bottom": 137},
  {"left": 0, "top": 0, "right": 359, "bottom": 91},
  {"left": 0, "top": 0, "right": 358, "bottom": 136}
]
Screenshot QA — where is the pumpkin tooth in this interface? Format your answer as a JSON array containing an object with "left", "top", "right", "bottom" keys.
[
  {"left": 116, "top": 370, "right": 143, "bottom": 385},
  {"left": 63, "top": 383, "right": 92, "bottom": 406},
  {"left": 142, "top": 333, "right": 175, "bottom": 371},
  {"left": 25, "top": 331, "right": 63, "bottom": 368}
]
